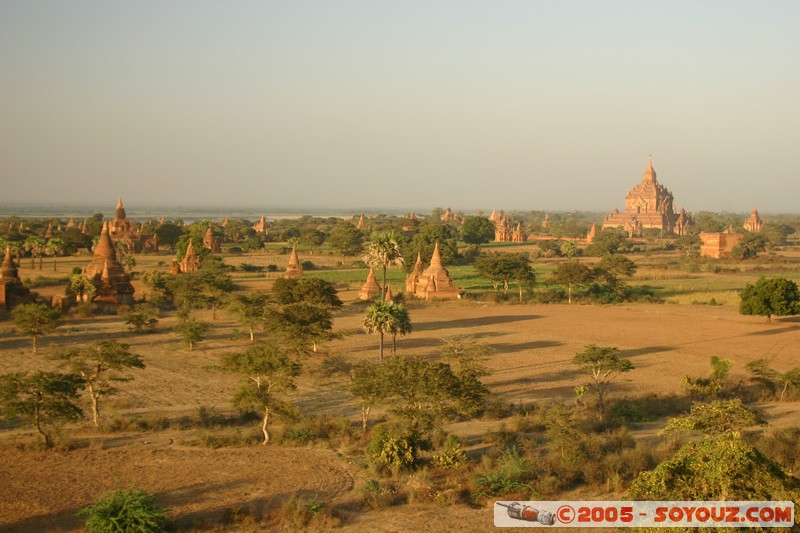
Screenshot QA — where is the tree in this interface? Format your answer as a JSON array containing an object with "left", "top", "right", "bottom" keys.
[
  {"left": 746, "top": 358, "right": 800, "bottom": 401},
  {"left": 196, "top": 262, "right": 236, "bottom": 320},
  {"left": 560, "top": 240, "right": 578, "bottom": 260},
  {"left": 572, "top": 344, "right": 633, "bottom": 420},
  {"left": 173, "top": 317, "right": 210, "bottom": 350},
  {"left": 139, "top": 270, "right": 168, "bottom": 307},
  {"left": 221, "top": 344, "right": 300, "bottom": 445},
  {"left": 350, "top": 362, "right": 386, "bottom": 433},
  {"left": 404, "top": 222, "right": 459, "bottom": 269},
  {"left": 363, "top": 301, "right": 395, "bottom": 361},
  {"left": 733, "top": 232, "right": 768, "bottom": 259},
  {"left": 124, "top": 306, "right": 159, "bottom": 333},
  {"left": 358, "top": 356, "right": 488, "bottom": 435},
  {"left": 585, "top": 228, "right": 629, "bottom": 256},
  {"left": 272, "top": 277, "right": 342, "bottom": 309},
  {"left": 155, "top": 222, "right": 184, "bottom": 253},
  {"left": 269, "top": 302, "right": 335, "bottom": 354},
  {"left": 24, "top": 236, "right": 47, "bottom": 270},
  {"left": 300, "top": 228, "right": 326, "bottom": 253},
  {"left": 386, "top": 303, "right": 412, "bottom": 356},
  {"left": 12, "top": 303, "right": 62, "bottom": 353},
  {"left": 474, "top": 253, "right": 536, "bottom": 301},
  {"left": 760, "top": 223, "right": 795, "bottom": 249},
  {"left": 0, "top": 371, "right": 84, "bottom": 448},
  {"left": 227, "top": 292, "right": 270, "bottom": 342},
  {"left": 739, "top": 277, "right": 800, "bottom": 323},
  {"left": 67, "top": 272, "right": 97, "bottom": 304},
  {"left": 364, "top": 231, "right": 405, "bottom": 298},
  {"left": 675, "top": 234, "right": 701, "bottom": 256},
  {"left": 45, "top": 238, "right": 65, "bottom": 272},
  {"left": 51, "top": 340, "right": 145, "bottom": 426},
  {"left": 439, "top": 336, "right": 494, "bottom": 376},
  {"left": 460, "top": 216, "right": 495, "bottom": 245},
  {"left": 550, "top": 261, "right": 594, "bottom": 304},
  {"left": 327, "top": 221, "right": 364, "bottom": 257}
]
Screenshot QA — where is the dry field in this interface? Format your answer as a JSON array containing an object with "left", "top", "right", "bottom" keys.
[{"left": 1, "top": 256, "right": 799, "bottom": 531}]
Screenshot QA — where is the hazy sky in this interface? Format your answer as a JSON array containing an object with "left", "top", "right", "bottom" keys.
[{"left": 1, "top": 1, "right": 798, "bottom": 213}]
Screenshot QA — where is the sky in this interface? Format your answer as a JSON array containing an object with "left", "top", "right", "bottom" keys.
[{"left": 1, "top": 1, "right": 799, "bottom": 213}]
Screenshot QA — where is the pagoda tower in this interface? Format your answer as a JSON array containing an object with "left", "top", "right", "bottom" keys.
[
  {"left": 203, "top": 227, "right": 221, "bottom": 253},
  {"left": 285, "top": 246, "right": 304, "bottom": 279},
  {"left": 82, "top": 222, "right": 134, "bottom": 305},
  {"left": 358, "top": 266, "right": 382, "bottom": 300},
  {"left": 0, "top": 246, "right": 32, "bottom": 310},
  {"left": 413, "top": 242, "right": 459, "bottom": 300}
]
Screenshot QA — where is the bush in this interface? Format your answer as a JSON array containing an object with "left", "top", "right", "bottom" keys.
[
  {"left": 301, "top": 260, "right": 316, "bottom": 270},
  {"left": 366, "top": 425, "right": 420, "bottom": 472},
  {"left": 239, "top": 263, "right": 264, "bottom": 273},
  {"left": 78, "top": 486, "right": 166, "bottom": 533},
  {"left": 432, "top": 434, "right": 468, "bottom": 468},
  {"left": 125, "top": 307, "right": 159, "bottom": 333}
]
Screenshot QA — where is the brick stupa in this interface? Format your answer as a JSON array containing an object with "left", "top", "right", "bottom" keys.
[
  {"left": 358, "top": 266, "right": 382, "bottom": 300},
  {"left": 413, "top": 243, "right": 459, "bottom": 300},
  {"left": 743, "top": 208, "right": 764, "bottom": 233},
  {"left": 203, "top": 227, "right": 221, "bottom": 253},
  {"left": 285, "top": 246, "right": 304, "bottom": 279},
  {"left": 83, "top": 222, "right": 134, "bottom": 305},
  {"left": 0, "top": 246, "right": 31, "bottom": 310},
  {"left": 405, "top": 252, "right": 424, "bottom": 294}
]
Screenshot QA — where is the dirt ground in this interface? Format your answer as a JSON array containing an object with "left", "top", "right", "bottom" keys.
[{"left": 1, "top": 291, "right": 799, "bottom": 531}]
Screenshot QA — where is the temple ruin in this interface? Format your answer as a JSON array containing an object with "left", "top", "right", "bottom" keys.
[
  {"left": 358, "top": 266, "right": 382, "bottom": 300},
  {"left": 202, "top": 227, "right": 221, "bottom": 253},
  {"left": 83, "top": 222, "right": 135, "bottom": 305},
  {"left": 699, "top": 226, "right": 743, "bottom": 259},
  {"left": 411, "top": 242, "right": 460, "bottom": 300},
  {"left": 285, "top": 246, "right": 304, "bottom": 279},
  {"left": 0, "top": 246, "right": 31, "bottom": 311},
  {"left": 743, "top": 208, "right": 764, "bottom": 233}
]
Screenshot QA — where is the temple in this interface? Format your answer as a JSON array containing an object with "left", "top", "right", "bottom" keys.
[
  {"left": 203, "top": 227, "right": 221, "bottom": 253},
  {"left": 602, "top": 156, "right": 692, "bottom": 236},
  {"left": 171, "top": 239, "right": 201, "bottom": 274},
  {"left": 492, "top": 210, "right": 527, "bottom": 242},
  {"left": 82, "top": 222, "right": 135, "bottom": 305},
  {"left": 358, "top": 266, "right": 382, "bottom": 300},
  {"left": 405, "top": 253, "right": 424, "bottom": 294},
  {"left": 107, "top": 198, "right": 157, "bottom": 253},
  {"left": 285, "top": 246, "right": 304, "bottom": 279},
  {"left": 586, "top": 224, "right": 597, "bottom": 244},
  {"left": 411, "top": 243, "right": 460, "bottom": 300},
  {"left": 356, "top": 213, "right": 368, "bottom": 231},
  {"left": 253, "top": 216, "right": 268, "bottom": 234},
  {"left": 0, "top": 247, "right": 31, "bottom": 311},
  {"left": 700, "top": 226, "right": 743, "bottom": 259},
  {"left": 743, "top": 208, "right": 764, "bottom": 233}
]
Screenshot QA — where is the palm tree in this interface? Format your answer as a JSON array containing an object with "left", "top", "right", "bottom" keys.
[
  {"left": 387, "top": 303, "right": 412, "bottom": 356},
  {"left": 45, "top": 238, "right": 65, "bottom": 272},
  {"left": 24, "top": 236, "right": 47, "bottom": 270},
  {"left": 363, "top": 301, "right": 394, "bottom": 362},
  {"left": 364, "top": 231, "right": 405, "bottom": 298}
]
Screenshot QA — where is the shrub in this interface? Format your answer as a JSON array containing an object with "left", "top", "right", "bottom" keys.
[
  {"left": 77, "top": 486, "right": 166, "bottom": 533},
  {"left": 366, "top": 425, "right": 419, "bottom": 472},
  {"left": 431, "top": 434, "right": 468, "bottom": 468}
]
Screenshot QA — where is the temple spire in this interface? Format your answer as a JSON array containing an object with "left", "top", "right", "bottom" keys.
[{"left": 430, "top": 241, "right": 443, "bottom": 269}]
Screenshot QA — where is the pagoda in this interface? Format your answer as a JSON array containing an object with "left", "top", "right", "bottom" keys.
[
  {"left": 0, "top": 247, "right": 31, "bottom": 310},
  {"left": 203, "top": 227, "right": 221, "bottom": 253},
  {"left": 82, "top": 222, "right": 134, "bottom": 305},
  {"left": 405, "top": 252, "right": 424, "bottom": 294},
  {"left": 356, "top": 213, "right": 368, "bottom": 231},
  {"left": 108, "top": 198, "right": 145, "bottom": 252},
  {"left": 743, "top": 208, "right": 764, "bottom": 233},
  {"left": 413, "top": 242, "right": 460, "bottom": 300},
  {"left": 171, "top": 239, "right": 201, "bottom": 274},
  {"left": 285, "top": 246, "right": 304, "bottom": 279},
  {"left": 358, "top": 266, "right": 382, "bottom": 300}
]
